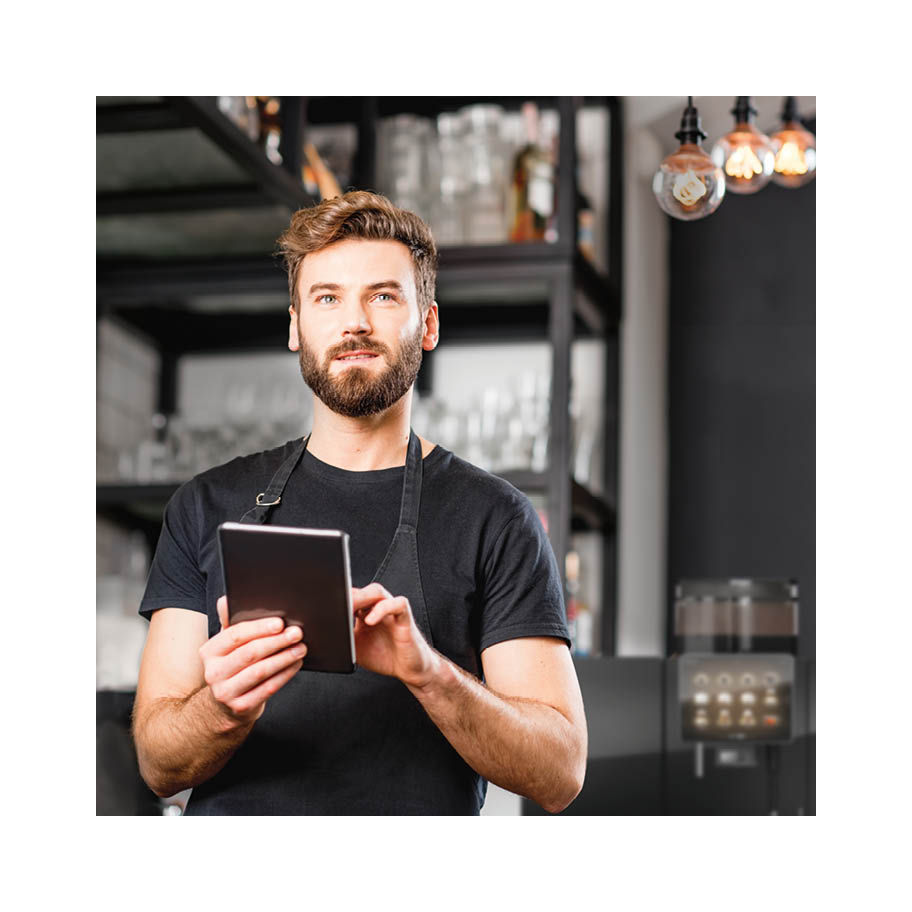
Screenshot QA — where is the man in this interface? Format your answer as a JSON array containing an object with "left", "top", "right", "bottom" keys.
[{"left": 132, "top": 190, "right": 587, "bottom": 815}]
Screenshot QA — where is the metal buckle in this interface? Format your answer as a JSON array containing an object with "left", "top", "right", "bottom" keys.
[{"left": 255, "top": 493, "right": 281, "bottom": 506}]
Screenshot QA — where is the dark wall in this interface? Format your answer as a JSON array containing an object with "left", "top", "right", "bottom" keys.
[{"left": 666, "top": 180, "right": 816, "bottom": 658}]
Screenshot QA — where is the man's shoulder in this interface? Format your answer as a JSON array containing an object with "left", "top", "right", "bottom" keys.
[
  {"left": 180, "top": 438, "right": 301, "bottom": 502},
  {"left": 426, "top": 446, "right": 535, "bottom": 519}
]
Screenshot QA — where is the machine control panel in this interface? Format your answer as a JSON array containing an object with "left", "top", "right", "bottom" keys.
[{"left": 678, "top": 654, "right": 794, "bottom": 743}]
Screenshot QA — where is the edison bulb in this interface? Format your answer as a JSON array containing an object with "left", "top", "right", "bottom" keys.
[
  {"left": 770, "top": 117, "right": 816, "bottom": 188},
  {"left": 711, "top": 97, "right": 775, "bottom": 195},
  {"left": 653, "top": 144, "right": 725, "bottom": 221}
]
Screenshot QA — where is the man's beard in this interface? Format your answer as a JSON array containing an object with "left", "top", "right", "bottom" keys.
[{"left": 296, "top": 325, "right": 424, "bottom": 418}]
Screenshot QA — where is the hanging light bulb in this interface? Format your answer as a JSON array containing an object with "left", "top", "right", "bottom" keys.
[
  {"left": 653, "top": 97, "right": 725, "bottom": 221},
  {"left": 770, "top": 97, "right": 816, "bottom": 188},
  {"left": 711, "top": 97, "right": 775, "bottom": 194}
]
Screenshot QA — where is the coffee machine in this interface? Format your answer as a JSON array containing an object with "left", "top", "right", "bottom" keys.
[
  {"left": 675, "top": 578, "right": 798, "bottom": 745},
  {"left": 669, "top": 578, "right": 803, "bottom": 812}
]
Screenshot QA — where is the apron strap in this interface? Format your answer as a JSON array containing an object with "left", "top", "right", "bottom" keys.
[
  {"left": 238, "top": 434, "right": 310, "bottom": 525},
  {"left": 397, "top": 429, "right": 423, "bottom": 532},
  {"left": 238, "top": 429, "right": 421, "bottom": 528}
]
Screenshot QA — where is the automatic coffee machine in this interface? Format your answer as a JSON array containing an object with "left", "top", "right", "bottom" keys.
[{"left": 669, "top": 578, "right": 804, "bottom": 813}]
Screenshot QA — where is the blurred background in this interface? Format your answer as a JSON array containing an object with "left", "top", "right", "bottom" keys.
[{"left": 96, "top": 96, "right": 815, "bottom": 815}]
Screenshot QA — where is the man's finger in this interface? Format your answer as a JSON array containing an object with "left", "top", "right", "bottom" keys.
[
  {"left": 217, "top": 595, "right": 228, "bottom": 630},
  {"left": 214, "top": 625, "right": 305, "bottom": 681},
  {"left": 351, "top": 583, "right": 393, "bottom": 611},
  {"left": 204, "top": 614, "right": 286, "bottom": 658},
  {"left": 364, "top": 596, "right": 411, "bottom": 626}
]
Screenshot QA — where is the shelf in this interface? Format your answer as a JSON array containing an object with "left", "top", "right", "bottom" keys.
[
  {"left": 97, "top": 245, "right": 617, "bottom": 351},
  {"left": 97, "top": 473, "right": 614, "bottom": 535},
  {"left": 97, "top": 97, "right": 316, "bottom": 222},
  {"left": 303, "top": 96, "right": 612, "bottom": 125},
  {"left": 95, "top": 95, "right": 623, "bottom": 654}
]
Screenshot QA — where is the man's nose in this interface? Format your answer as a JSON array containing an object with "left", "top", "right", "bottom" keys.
[{"left": 341, "top": 300, "right": 371, "bottom": 336}]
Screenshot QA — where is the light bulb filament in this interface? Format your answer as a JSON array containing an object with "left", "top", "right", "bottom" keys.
[
  {"left": 775, "top": 140, "right": 808, "bottom": 176},
  {"left": 725, "top": 145, "right": 763, "bottom": 180},
  {"left": 672, "top": 170, "right": 708, "bottom": 207}
]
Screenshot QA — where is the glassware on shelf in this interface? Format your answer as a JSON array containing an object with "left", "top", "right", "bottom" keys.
[
  {"left": 216, "top": 96, "right": 260, "bottom": 141},
  {"left": 460, "top": 104, "right": 509, "bottom": 244},
  {"left": 429, "top": 112, "right": 468, "bottom": 246},
  {"left": 135, "top": 413, "right": 170, "bottom": 483},
  {"left": 378, "top": 114, "right": 436, "bottom": 223}
]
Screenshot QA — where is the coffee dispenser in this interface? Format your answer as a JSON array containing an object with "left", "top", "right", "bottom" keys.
[{"left": 674, "top": 578, "right": 799, "bottom": 747}]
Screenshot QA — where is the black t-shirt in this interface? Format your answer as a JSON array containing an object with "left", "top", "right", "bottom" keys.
[
  {"left": 140, "top": 439, "right": 569, "bottom": 676},
  {"left": 139, "top": 437, "right": 570, "bottom": 813}
]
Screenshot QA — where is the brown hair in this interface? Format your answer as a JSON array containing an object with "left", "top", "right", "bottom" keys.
[{"left": 276, "top": 190, "right": 438, "bottom": 315}]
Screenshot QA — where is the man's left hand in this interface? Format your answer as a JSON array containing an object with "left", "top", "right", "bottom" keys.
[{"left": 351, "top": 583, "right": 440, "bottom": 688}]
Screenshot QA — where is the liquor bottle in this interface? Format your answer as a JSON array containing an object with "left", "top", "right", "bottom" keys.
[
  {"left": 565, "top": 549, "right": 594, "bottom": 656},
  {"left": 256, "top": 96, "right": 283, "bottom": 165},
  {"left": 508, "top": 102, "right": 555, "bottom": 242}
]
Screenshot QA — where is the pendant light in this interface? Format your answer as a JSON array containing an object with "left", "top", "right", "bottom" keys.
[
  {"left": 711, "top": 97, "right": 775, "bottom": 194},
  {"left": 652, "top": 97, "right": 726, "bottom": 221},
  {"left": 770, "top": 97, "right": 816, "bottom": 188}
]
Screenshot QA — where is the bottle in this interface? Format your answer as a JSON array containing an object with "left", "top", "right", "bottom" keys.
[
  {"left": 577, "top": 188, "right": 596, "bottom": 263},
  {"left": 565, "top": 549, "right": 594, "bottom": 656},
  {"left": 509, "top": 102, "right": 555, "bottom": 242},
  {"left": 257, "top": 97, "right": 283, "bottom": 165},
  {"left": 565, "top": 550, "right": 580, "bottom": 651}
]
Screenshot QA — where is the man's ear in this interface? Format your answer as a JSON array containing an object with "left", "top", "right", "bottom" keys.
[
  {"left": 288, "top": 304, "right": 299, "bottom": 352},
  {"left": 422, "top": 301, "right": 440, "bottom": 352}
]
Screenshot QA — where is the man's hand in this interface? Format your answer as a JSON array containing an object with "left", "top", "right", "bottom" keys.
[
  {"left": 198, "top": 596, "right": 309, "bottom": 727},
  {"left": 351, "top": 583, "right": 440, "bottom": 688}
]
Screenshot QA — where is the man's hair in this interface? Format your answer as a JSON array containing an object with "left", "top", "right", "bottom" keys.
[{"left": 276, "top": 190, "right": 438, "bottom": 315}]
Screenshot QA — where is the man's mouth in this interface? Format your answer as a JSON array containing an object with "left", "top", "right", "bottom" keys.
[{"left": 336, "top": 351, "right": 380, "bottom": 362}]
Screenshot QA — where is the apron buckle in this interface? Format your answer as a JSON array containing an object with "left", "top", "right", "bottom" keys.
[{"left": 255, "top": 492, "right": 281, "bottom": 506}]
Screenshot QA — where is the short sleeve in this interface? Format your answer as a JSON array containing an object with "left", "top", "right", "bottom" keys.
[
  {"left": 139, "top": 480, "right": 207, "bottom": 621},
  {"left": 477, "top": 497, "right": 570, "bottom": 652}
]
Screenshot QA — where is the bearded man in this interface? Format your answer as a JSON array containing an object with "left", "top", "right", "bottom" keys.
[{"left": 132, "top": 190, "right": 587, "bottom": 815}]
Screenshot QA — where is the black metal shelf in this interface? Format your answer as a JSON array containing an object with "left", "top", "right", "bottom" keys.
[
  {"left": 97, "top": 97, "right": 315, "bottom": 214},
  {"left": 97, "top": 473, "right": 614, "bottom": 537},
  {"left": 96, "top": 244, "right": 617, "bottom": 351},
  {"left": 304, "top": 96, "right": 612, "bottom": 125},
  {"left": 95, "top": 95, "right": 624, "bottom": 655}
]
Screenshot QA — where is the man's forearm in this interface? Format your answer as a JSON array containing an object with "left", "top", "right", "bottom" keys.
[
  {"left": 132, "top": 686, "right": 256, "bottom": 798},
  {"left": 406, "top": 653, "right": 586, "bottom": 813}
]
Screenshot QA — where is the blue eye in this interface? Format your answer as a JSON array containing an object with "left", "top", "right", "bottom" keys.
[{"left": 318, "top": 294, "right": 336, "bottom": 304}]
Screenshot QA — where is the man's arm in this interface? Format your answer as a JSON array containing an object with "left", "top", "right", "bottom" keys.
[
  {"left": 352, "top": 585, "right": 587, "bottom": 813},
  {"left": 132, "top": 601, "right": 307, "bottom": 798},
  {"left": 411, "top": 637, "right": 586, "bottom": 813}
]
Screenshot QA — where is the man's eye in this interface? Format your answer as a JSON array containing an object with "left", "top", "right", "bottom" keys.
[
  {"left": 375, "top": 293, "right": 394, "bottom": 302},
  {"left": 318, "top": 294, "right": 336, "bottom": 304}
]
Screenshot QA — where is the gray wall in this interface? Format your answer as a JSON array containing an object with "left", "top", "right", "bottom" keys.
[{"left": 666, "top": 180, "right": 816, "bottom": 657}]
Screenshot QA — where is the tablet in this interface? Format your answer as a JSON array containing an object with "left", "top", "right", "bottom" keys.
[{"left": 217, "top": 522, "right": 356, "bottom": 674}]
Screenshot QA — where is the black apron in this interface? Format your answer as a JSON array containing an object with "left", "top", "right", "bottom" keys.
[{"left": 185, "top": 429, "right": 486, "bottom": 815}]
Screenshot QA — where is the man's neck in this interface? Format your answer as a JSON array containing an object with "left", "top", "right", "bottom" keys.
[{"left": 306, "top": 397, "right": 416, "bottom": 472}]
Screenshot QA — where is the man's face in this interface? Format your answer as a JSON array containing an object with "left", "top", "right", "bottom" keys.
[{"left": 288, "top": 239, "right": 438, "bottom": 418}]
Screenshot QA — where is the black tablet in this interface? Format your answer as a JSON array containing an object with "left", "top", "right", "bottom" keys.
[{"left": 217, "top": 522, "right": 356, "bottom": 674}]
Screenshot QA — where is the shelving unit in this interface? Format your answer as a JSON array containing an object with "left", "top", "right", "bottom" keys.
[{"left": 96, "top": 95, "right": 623, "bottom": 654}]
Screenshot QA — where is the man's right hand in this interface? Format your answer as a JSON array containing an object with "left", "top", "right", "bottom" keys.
[{"left": 198, "top": 596, "right": 308, "bottom": 727}]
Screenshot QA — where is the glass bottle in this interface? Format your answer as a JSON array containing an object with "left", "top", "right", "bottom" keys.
[{"left": 508, "top": 102, "right": 555, "bottom": 242}]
